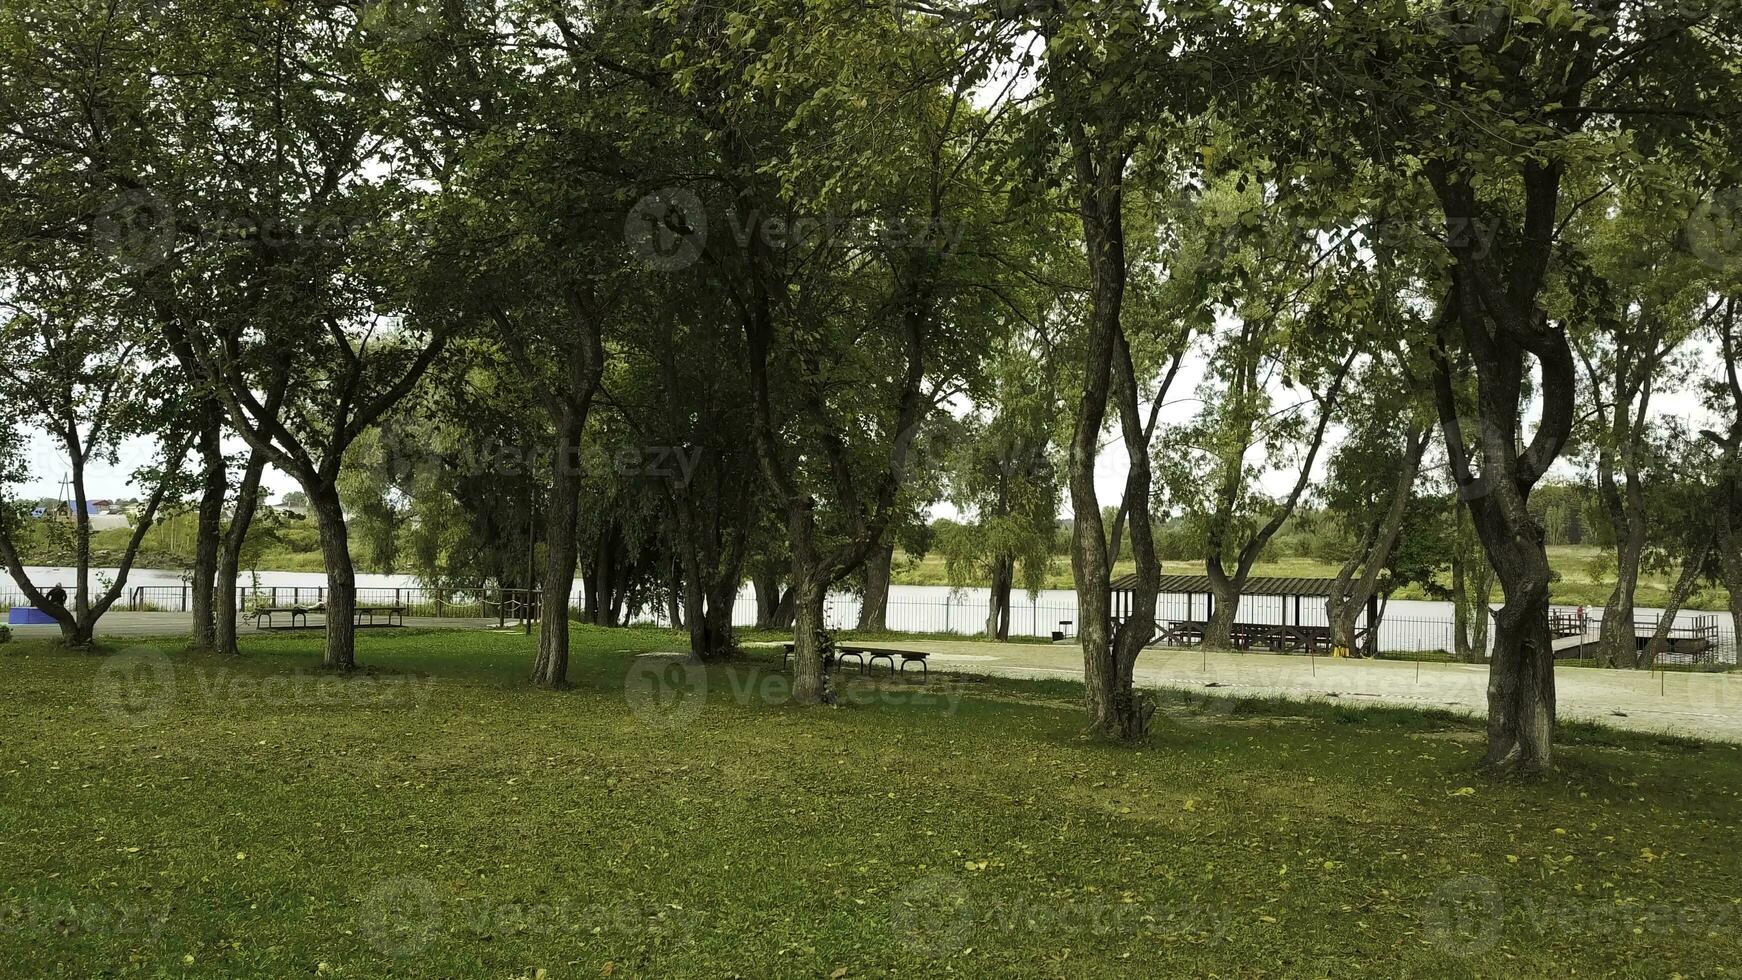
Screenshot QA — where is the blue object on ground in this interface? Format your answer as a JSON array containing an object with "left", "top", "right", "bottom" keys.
[{"left": 7, "top": 607, "right": 57, "bottom": 625}]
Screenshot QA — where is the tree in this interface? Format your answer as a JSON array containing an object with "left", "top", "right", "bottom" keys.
[
  {"left": 1322, "top": 370, "right": 1434, "bottom": 656},
  {"left": 1567, "top": 184, "right": 1709, "bottom": 667},
  {"left": 1157, "top": 178, "right": 1360, "bottom": 648},
  {"left": 1277, "top": 0, "right": 1740, "bottom": 772},
  {"left": 1026, "top": 0, "right": 1226, "bottom": 739},
  {"left": 0, "top": 268, "right": 190, "bottom": 646},
  {"left": 643, "top": 0, "right": 1025, "bottom": 704},
  {"left": 141, "top": 0, "right": 460, "bottom": 670},
  {"left": 941, "top": 337, "right": 1061, "bottom": 640}
]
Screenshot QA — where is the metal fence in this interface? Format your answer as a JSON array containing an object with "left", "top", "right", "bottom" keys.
[{"left": 3, "top": 582, "right": 1735, "bottom": 665}]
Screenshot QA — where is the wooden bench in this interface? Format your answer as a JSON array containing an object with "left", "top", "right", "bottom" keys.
[
  {"left": 255, "top": 606, "right": 316, "bottom": 630},
  {"left": 254, "top": 605, "right": 408, "bottom": 631},
  {"left": 355, "top": 605, "right": 408, "bottom": 629}
]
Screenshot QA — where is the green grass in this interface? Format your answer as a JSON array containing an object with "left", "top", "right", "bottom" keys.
[{"left": 3, "top": 627, "right": 1741, "bottom": 977}]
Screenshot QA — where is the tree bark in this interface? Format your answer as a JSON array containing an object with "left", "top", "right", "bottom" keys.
[
  {"left": 214, "top": 447, "right": 269, "bottom": 655},
  {"left": 309, "top": 487, "right": 357, "bottom": 670},
  {"left": 1598, "top": 529, "right": 1645, "bottom": 668},
  {"left": 1452, "top": 513, "right": 1496, "bottom": 665},
  {"left": 856, "top": 540, "right": 894, "bottom": 631},
  {"left": 188, "top": 407, "right": 227, "bottom": 650},
  {"left": 788, "top": 513, "right": 832, "bottom": 706},
  {"left": 530, "top": 418, "right": 583, "bottom": 688},
  {"left": 986, "top": 554, "right": 1014, "bottom": 641},
  {"left": 752, "top": 568, "right": 793, "bottom": 629},
  {"left": 1061, "top": 125, "right": 1159, "bottom": 742}
]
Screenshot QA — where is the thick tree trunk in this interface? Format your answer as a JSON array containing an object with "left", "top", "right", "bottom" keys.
[
  {"left": 856, "top": 540, "right": 894, "bottom": 631},
  {"left": 1721, "top": 507, "right": 1742, "bottom": 661},
  {"left": 188, "top": 410, "right": 227, "bottom": 650},
  {"left": 789, "top": 547, "right": 832, "bottom": 706},
  {"left": 531, "top": 420, "right": 583, "bottom": 688},
  {"left": 1597, "top": 532, "right": 1643, "bottom": 668},
  {"left": 1203, "top": 577, "right": 1241, "bottom": 650},
  {"left": 753, "top": 569, "right": 784, "bottom": 628},
  {"left": 699, "top": 575, "right": 739, "bottom": 660},
  {"left": 986, "top": 554, "right": 1013, "bottom": 641},
  {"left": 214, "top": 448, "right": 268, "bottom": 655},
  {"left": 1485, "top": 575, "right": 1556, "bottom": 771},
  {"left": 310, "top": 488, "right": 357, "bottom": 670}
]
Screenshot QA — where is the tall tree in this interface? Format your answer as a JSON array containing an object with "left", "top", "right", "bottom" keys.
[
  {"left": 1278, "top": 0, "right": 1740, "bottom": 771},
  {"left": 0, "top": 269, "right": 190, "bottom": 646}
]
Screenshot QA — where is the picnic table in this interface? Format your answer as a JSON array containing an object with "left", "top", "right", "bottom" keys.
[{"left": 1154, "top": 619, "right": 1339, "bottom": 654}]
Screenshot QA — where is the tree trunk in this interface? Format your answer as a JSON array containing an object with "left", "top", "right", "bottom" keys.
[
  {"left": 700, "top": 575, "right": 740, "bottom": 661},
  {"left": 856, "top": 540, "right": 894, "bottom": 631},
  {"left": 668, "top": 555, "right": 686, "bottom": 631},
  {"left": 1062, "top": 134, "right": 1157, "bottom": 741},
  {"left": 214, "top": 448, "right": 268, "bottom": 655},
  {"left": 1327, "top": 426, "right": 1427, "bottom": 654},
  {"left": 188, "top": 409, "right": 227, "bottom": 650},
  {"left": 789, "top": 547, "right": 832, "bottom": 706},
  {"left": 1597, "top": 530, "right": 1644, "bottom": 668},
  {"left": 309, "top": 487, "right": 357, "bottom": 670},
  {"left": 1203, "top": 577, "right": 1240, "bottom": 650},
  {"left": 986, "top": 554, "right": 1013, "bottom": 641},
  {"left": 531, "top": 419, "right": 583, "bottom": 688},
  {"left": 1644, "top": 552, "right": 1709, "bottom": 667},
  {"left": 1485, "top": 575, "right": 1556, "bottom": 771},
  {"left": 753, "top": 569, "right": 784, "bottom": 628},
  {"left": 1720, "top": 506, "right": 1742, "bottom": 661}
]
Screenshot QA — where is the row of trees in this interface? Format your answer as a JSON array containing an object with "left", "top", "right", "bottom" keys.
[{"left": 2, "top": 1, "right": 1739, "bottom": 774}]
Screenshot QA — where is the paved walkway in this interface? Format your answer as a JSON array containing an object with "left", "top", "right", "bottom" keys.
[
  {"left": 13, "top": 616, "right": 1735, "bottom": 742},
  {"left": 3, "top": 612, "right": 504, "bottom": 640},
  {"left": 844, "top": 638, "right": 1742, "bottom": 744}
]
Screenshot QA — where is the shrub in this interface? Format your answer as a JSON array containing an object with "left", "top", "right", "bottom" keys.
[{"left": 0, "top": 625, "right": 11, "bottom": 645}]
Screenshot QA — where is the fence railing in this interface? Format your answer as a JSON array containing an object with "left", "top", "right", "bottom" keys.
[{"left": 4, "top": 583, "right": 1734, "bottom": 665}]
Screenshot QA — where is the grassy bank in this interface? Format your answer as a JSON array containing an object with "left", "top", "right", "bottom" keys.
[
  {"left": 890, "top": 545, "right": 1738, "bottom": 613},
  {"left": 3, "top": 627, "right": 1740, "bottom": 977}
]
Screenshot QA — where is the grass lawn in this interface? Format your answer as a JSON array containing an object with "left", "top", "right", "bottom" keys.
[{"left": 3, "top": 627, "right": 1741, "bottom": 978}]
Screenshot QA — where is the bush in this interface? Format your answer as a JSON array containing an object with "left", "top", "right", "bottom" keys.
[{"left": 0, "top": 625, "right": 11, "bottom": 644}]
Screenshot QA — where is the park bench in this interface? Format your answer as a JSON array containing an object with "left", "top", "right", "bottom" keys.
[
  {"left": 782, "top": 642, "right": 930, "bottom": 678},
  {"left": 255, "top": 606, "right": 316, "bottom": 631},
  {"left": 253, "top": 604, "right": 408, "bottom": 631},
  {"left": 355, "top": 605, "right": 408, "bottom": 629}
]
